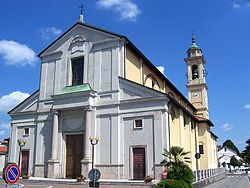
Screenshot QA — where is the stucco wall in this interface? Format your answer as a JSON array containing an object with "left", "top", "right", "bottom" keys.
[
  {"left": 198, "top": 123, "right": 210, "bottom": 170},
  {"left": 125, "top": 47, "right": 141, "bottom": 84}
]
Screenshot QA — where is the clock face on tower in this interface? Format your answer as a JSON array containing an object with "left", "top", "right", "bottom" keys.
[{"left": 193, "top": 92, "right": 200, "bottom": 99}]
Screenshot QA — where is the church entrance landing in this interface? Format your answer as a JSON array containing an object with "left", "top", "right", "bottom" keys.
[{"left": 66, "top": 134, "right": 83, "bottom": 178}]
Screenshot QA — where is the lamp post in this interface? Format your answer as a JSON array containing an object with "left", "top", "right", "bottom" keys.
[
  {"left": 89, "top": 136, "right": 99, "bottom": 188},
  {"left": 89, "top": 136, "right": 99, "bottom": 170},
  {"left": 18, "top": 139, "right": 26, "bottom": 169}
]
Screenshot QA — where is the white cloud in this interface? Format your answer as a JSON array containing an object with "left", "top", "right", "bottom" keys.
[
  {"left": 157, "top": 66, "right": 165, "bottom": 75},
  {"left": 232, "top": 1, "right": 241, "bottom": 9},
  {"left": 0, "top": 40, "right": 37, "bottom": 66},
  {"left": 221, "top": 123, "right": 233, "bottom": 131},
  {"left": 0, "top": 122, "right": 11, "bottom": 130},
  {"left": 39, "top": 27, "right": 62, "bottom": 40},
  {"left": 0, "top": 91, "right": 30, "bottom": 113},
  {"left": 244, "top": 104, "right": 250, "bottom": 109},
  {"left": 97, "top": 0, "right": 141, "bottom": 22},
  {"left": 0, "top": 130, "right": 5, "bottom": 136},
  {"left": 232, "top": 1, "right": 250, "bottom": 10}
]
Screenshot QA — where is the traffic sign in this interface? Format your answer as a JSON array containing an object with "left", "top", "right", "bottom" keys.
[
  {"left": 88, "top": 168, "right": 101, "bottom": 182},
  {"left": 195, "top": 153, "right": 201, "bottom": 159},
  {"left": 3, "top": 163, "right": 20, "bottom": 184},
  {"left": 162, "top": 168, "right": 168, "bottom": 180}
]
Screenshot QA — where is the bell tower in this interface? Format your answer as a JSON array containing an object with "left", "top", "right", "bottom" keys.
[{"left": 185, "top": 35, "right": 209, "bottom": 118}]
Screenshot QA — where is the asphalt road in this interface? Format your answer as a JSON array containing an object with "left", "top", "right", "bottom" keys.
[{"left": 204, "top": 174, "right": 250, "bottom": 188}]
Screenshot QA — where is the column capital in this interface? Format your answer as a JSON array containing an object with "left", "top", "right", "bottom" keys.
[
  {"left": 85, "top": 106, "right": 93, "bottom": 112},
  {"left": 52, "top": 110, "right": 59, "bottom": 115}
]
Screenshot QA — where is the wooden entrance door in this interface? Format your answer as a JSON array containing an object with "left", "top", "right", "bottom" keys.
[
  {"left": 66, "top": 134, "right": 83, "bottom": 178},
  {"left": 21, "top": 150, "right": 29, "bottom": 176},
  {"left": 133, "top": 148, "right": 146, "bottom": 180}
]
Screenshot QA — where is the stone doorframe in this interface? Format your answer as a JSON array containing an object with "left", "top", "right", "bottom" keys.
[{"left": 47, "top": 106, "right": 93, "bottom": 178}]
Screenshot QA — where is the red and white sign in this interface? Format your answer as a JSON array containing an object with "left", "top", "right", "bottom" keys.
[
  {"left": 3, "top": 163, "right": 20, "bottom": 184},
  {"left": 162, "top": 168, "right": 168, "bottom": 180}
]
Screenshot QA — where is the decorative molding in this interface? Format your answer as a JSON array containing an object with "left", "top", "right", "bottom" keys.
[
  {"left": 70, "top": 35, "right": 87, "bottom": 45},
  {"left": 70, "top": 35, "right": 87, "bottom": 54},
  {"left": 64, "top": 118, "right": 84, "bottom": 130}
]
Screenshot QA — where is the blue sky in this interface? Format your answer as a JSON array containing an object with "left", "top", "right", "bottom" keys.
[{"left": 0, "top": 0, "right": 250, "bottom": 151}]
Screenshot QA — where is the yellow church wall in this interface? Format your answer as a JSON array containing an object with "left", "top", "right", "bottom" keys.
[
  {"left": 169, "top": 108, "right": 198, "bottom": 171},
  {"left": 178, "top": 110, "right": 185, "bottom": 148},
  {"left": 125, "top": 46, "right": 197, "bottom": 119},
  {"left": 124, "top": 46, "right": 217, "bottom": 172},
  {"left": 125, "top": 47, "right": 142, "bottom": 84},
  {"left": 183, "top": 118, "right": 193, "bottom": 169},
  {"left": 198, "top": 123, "right": 211, "bottom": 170},
  {"left": 190, "top": 123, "right": 198, "bottom": 171},
  {"left": 210, "top": 134, "right": 218, "bottom": 168},
  {"left": 125, "top": 47, "right": 167, "bottom": 93},
  {"left": 169, "top": 106, "right": 181, "bottom": 147},
  {"left": 142, "top": 63, "right": 165, "bottom": 92}
]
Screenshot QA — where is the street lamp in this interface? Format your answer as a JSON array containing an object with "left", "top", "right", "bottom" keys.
[
  {"left": 18, "top": 139, "right": 26, "bottom": 168},
  {"left": 89, "top": 136, "right": 99, "bottom": 170}
]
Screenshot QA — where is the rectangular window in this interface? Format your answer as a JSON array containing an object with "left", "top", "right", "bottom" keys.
[
  {"left": 23, "top": 128, "right": 30, "bottom": 136},
  {"left": 134, "top": 119, "right": 143, "bottom": 129},
  {"left": 72, "top": 58, "right": 84, "bottom": 86},
  {"left": 199, "top": 145, "right": 204, "bottom": 154}
]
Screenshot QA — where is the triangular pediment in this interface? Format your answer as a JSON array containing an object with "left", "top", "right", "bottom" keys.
[
  {"left": 8, "top": 90, "right": 39, "bottom": 114},
  {"left": 39, "top": 22, "right": 122, "bottom": 57},
  {"left": 119, "top": 77, "right": 167, "bottom": 100}
]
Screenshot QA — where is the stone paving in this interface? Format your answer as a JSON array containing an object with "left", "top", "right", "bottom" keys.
[{"left": 0, "top": 179, "right": 155, "bottom": 188}]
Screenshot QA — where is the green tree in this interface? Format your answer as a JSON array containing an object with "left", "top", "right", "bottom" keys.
[
  {"left": 223, "top": 139, "right": 240, "bottom": 155},
  {"left": 230, "top": 156, "right": 241, "bottom": 169},
  {"left": 241, "top": 139, "right": 250, "bottom": 165},
  {"left": 159, "top": 146, "right": 193, "bottom": 188}
]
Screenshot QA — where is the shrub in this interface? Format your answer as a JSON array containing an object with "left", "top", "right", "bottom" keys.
[
  {"left": 156, "top": 179, "right": 190, "bottom": 188},
  {"left": 160, "top": 146, "right": 193, "bottom": 187}
]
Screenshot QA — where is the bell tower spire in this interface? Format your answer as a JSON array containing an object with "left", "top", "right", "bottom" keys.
[{"left": 185, "top": 35, "right": 209, "bottom": 118}]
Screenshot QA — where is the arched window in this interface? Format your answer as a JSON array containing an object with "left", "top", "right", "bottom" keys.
[
  {"left": 168, "top": 92, "right": 175, "bottom": 99},
  {"left": 192, "top": 65, "right": 199, "bottom": 80},
  {"left": 144, "top": 74, "right": 160, "bottom": 90}
]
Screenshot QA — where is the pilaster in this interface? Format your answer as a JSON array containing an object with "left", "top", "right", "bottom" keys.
[
  {"left": 81, "top": 106, "right": 93, "bottom": 177},
  {"left": 47, "top": 110, "right": 60, "bottom": 178}
]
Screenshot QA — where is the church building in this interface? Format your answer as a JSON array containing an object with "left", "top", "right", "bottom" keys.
[{"left": 8, "top": 14, "right": 218, "bottom": 180}]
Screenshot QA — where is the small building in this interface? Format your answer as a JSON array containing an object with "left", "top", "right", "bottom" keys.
[
  {"left": 218, "top": 146, "right": 242, "bottom": 171},
  {"left": 0, "top": 138, "right": 9, "bottom": 174}
]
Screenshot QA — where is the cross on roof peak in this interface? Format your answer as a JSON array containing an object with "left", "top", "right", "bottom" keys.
[
  {"left": 78, "top": 3, "right": 85, "bottom": 23},
  {"left": 79, "top": 3, "right": 84, "bottom": 15}
]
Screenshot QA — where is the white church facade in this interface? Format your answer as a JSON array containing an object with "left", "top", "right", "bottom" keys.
[{"left": 8, "top": 17, "right": 218, "bottom": 180}]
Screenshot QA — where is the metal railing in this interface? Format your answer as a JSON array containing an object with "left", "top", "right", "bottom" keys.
[{"left": 193, "top": 168, "right": 225, "bottom": 182}]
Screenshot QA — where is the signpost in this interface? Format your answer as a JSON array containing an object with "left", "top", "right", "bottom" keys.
[
  {"left": 195, "top": 153, "right": 201, "bottom": 159},
  {"left": 88, "top": 168, "right": 101, "bottom": 188},
  {"left": 2, "top": 163, "right": 20, "bottom": 188},
  {"left": 162, "top": 168, "right": 168, "bottom": 180}
]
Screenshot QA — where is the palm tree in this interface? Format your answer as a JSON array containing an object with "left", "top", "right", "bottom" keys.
[{"left": 161, "top": 146, "right": 191, "bottom": 180}]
